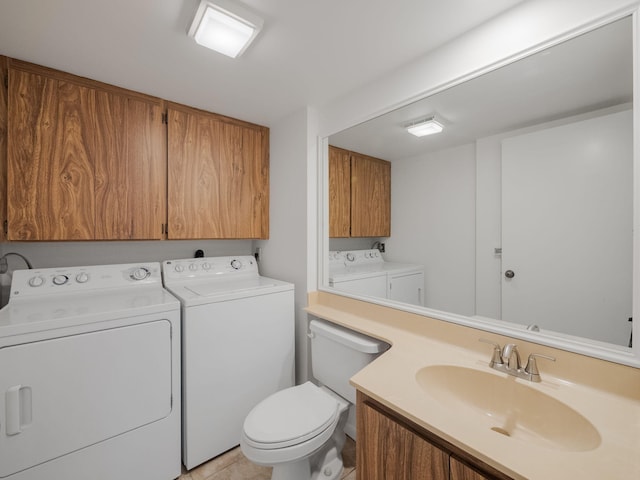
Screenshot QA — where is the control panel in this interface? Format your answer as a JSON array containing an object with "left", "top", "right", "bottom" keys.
[
  {"left": 10, "top": 263, "right": 161, "bottom": 298},
  {"left": 162, "top": 256, "right": 259, "bottom": 281},
  {"left": 329, "top": 249, "right": 383, "bottom": 268}
]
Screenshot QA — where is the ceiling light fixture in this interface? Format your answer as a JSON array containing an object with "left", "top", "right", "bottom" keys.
[
  {"left": 406, "top": 117, "right": 444, "bottom": 137},
  {"left": 188, "top": 0, "right": 263, "bottom": 59}
]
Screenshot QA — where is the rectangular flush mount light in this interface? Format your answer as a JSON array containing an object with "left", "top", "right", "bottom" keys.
[
  {"left": 406, "top": 117, "right": 444, "bottom": 137},
  {"left": 188, "top": 0, "right": 263, "bottom": 58}
]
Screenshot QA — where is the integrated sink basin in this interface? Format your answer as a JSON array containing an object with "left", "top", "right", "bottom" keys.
[{"left": 415, "top": 365, "right": 601, "bottom": 452}]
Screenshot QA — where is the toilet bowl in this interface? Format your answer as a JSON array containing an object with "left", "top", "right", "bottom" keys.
[
  {"left": 241, "top": 382, "right": 349, "bottom": 480},
  {"left": 241, "top": 319, "right": 389, "bottom": 480}
]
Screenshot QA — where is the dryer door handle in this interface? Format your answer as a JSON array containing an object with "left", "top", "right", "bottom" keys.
[{"left": 5, "top": 385, "right": 32, "bottom": 436}]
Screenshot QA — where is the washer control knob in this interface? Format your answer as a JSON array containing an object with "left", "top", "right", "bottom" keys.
[
  {"left": 28, "top": 276, "right": 45, "bottom": 287},
  {"left": 52, "top": 275, "right": 69, "bottom": 286},
  {"left": 346, "top": 253, "right": 355, "bottom": 262},
  {"left": 131, "top": 267, "right": 150, "bottom": 281},
  {"left": 230, "top": 259, "right": 242, "bottom": 270},
  {"left": 75, "top": 272, "right": 90, "bottom": 283},
  {"left": 202, "top": 262, "right": 211, "bottom": 270},
  {"left": 189, "top": 263, "right": 198, "bottom": 271},
  {"left": 174, "top": 265, "right": 184, "bottom": 273}
]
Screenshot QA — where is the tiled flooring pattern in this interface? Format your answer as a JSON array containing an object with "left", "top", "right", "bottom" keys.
[{"left": 178, "top": 437, "right": 356, "bottom": 480}]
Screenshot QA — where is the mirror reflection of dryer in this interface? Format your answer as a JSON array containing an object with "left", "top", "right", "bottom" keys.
[
  {"left": 161, "top": 256, "right": 295, "bottom": 470},
  {"left": 329, "top": 250, "right": 424, "bottom": 306}
]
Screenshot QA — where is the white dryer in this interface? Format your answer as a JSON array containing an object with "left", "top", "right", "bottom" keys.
[
  {"left": 0, "top": 263, "right": 181, "bottom": 480},
  {"left": 162, "top": 255, "right": 294, "bottom": 470}
]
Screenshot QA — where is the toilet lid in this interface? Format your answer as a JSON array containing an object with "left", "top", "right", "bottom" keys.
[{"left": 243, "top": 382, "right": 339, "bottom": 448}]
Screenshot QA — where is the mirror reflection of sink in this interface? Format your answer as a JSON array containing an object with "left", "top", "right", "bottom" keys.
[{"left": 415, "top": 365, "right": 601, "bottom": 452}]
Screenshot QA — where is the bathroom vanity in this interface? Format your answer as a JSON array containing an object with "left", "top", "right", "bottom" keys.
[
  {"left": 357, "top": 392, "right": 509, "bottom": 480},
  {"left": 306, "top": 291, "right": 640, "bottom": 480}
]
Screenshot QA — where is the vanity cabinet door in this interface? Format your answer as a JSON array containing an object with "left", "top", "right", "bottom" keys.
[
  {"left": 329, "top": 146, "right": 351, "bottom": 238},
  {"left": 350, "top": 152, "right": 391, "bottom": 237},
  {"left": 450, "top": 458, "right": 491, "bottom": 480},
  {"left": 167, "top": 103, "right": 269, "bottom": 239},
  {"left": 357, "top": 398, "right": 449, "bottom": 480}
]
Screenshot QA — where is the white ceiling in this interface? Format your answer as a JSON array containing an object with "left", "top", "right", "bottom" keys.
[
  {"left": 0, "top": 0, "right": 523, "bottom": 126},
  {"left": 330, "top": 16, "right": 633, "bottom": 161}
]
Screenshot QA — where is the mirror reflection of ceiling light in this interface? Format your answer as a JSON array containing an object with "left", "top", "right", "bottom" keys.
[
  {"left": 406, "top": 117, "right": 444, "bottom": 137},
  {"left": 188, "top": 0, "right": 263, "bottom": 58}
]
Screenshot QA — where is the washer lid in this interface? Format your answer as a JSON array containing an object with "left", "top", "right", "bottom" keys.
[{"left": 243, "top": 382, "right": 338, "bottom": 448}]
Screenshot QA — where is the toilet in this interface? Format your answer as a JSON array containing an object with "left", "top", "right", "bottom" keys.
[{"left": 241, "top": 319, "right": 389, "bottom": 480}]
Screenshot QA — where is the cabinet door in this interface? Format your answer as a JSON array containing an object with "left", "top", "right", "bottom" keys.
[
  {"left": 350, "top": 152, "right": 390, "bottom": 237},
  {"left": 450, "top": 458, "right": 492, "bottom": 480},
  {"left": 0, "top": 57, "right": 7, "bottom": 242},
  {"left": 94, "top": 91, "right": 165, "bottom": 240},
  {"left": 167, "top": 104, "right": 269, "bottom": 239},
  {"left": 329, "top": 146, "right": 351, "bottom": 237},
  {"left": 218, "top": 121, "right": 269, "bottom": 238},
  {"left": 358, "top": 401, "right": 449, "bottom": 480},
  {"left": 8, "top": 69, "right": 95, "bottom": 240}
]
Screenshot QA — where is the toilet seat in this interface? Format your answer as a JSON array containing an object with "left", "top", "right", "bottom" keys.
[{"left": 243, "top": 382, "right": 339, "bottom": 449}]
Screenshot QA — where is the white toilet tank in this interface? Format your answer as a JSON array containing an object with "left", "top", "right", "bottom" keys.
[{"left": 309, "top": 319, "right": 389, "bottom": 403}]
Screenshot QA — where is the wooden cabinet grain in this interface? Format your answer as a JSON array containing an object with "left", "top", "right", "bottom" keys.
[
  {"left": 357, "top": 392, "right": 512, "bottom": 480},
  {"left": 0, "top": 57, "right": 7, "bottom": 242},
  {"left": 167, "top": 103, "right": 269, "bottom": 239},
  {"left": 328, "top": 146, "right": 390, "bottom": 238},
  {"left": 357, "top": 397, "right": 449, "bottom": 479},
  {"left": 6, "top": 60, "right": 165, "bottom": 240},
  {"left": 329, "top": 146, "right": 351, "bottom": 238}
]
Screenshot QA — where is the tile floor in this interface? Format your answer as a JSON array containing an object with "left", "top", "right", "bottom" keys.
[{"left": 178, "top": 437, "right": 356, "bottom": 480}]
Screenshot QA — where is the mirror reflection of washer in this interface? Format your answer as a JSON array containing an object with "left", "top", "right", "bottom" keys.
[
  {"left": 162, "top": 256, "right": 294, "bottom": 470},
  {"left": 0, "top": 263, "right": 181, "bottom": 480}
]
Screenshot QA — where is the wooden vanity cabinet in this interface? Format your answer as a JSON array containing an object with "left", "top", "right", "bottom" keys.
[
  {"left": 328, "top": 146, "right": 391, "bottom": 238},
  {"left": 6, "top": 60, "right": 165, "bottom": 240},
  {"left": 166, "top": 103, "right": 269, "bottom": 239},
  {"left": 357, "top": 392, "right": 511, "bottom": 480}
]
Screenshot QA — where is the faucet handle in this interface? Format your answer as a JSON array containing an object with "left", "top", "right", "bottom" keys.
[
  {"left": 524, "top": 353, "right": 556, "bottom": 382},
  {"left": 479, "top": 339, "right": 504, "bottom": 367}
]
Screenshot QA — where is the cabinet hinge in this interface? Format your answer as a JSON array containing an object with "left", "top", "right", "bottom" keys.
[
  {"left": 162, "top": 223, "right": 168, "bottom": 235},
  {"left": 3, "top": 220, "right": 7, "bottom": 235},
  {"left": 161, "top": 112, "right": 168, "bottom": 124}
]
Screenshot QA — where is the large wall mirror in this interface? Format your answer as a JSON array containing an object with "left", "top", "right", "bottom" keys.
[{"left": 321, "top": 14, "right": 639, "bottom": 366}]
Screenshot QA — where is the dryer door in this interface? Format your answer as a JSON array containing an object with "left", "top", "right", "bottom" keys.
[{"left": 0, "top": 320, "right": 172, "bottom": 477}]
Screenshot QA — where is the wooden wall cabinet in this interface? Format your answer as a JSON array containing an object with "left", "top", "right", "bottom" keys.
[
  {"left": 167, "top": 103, "right": 269, "bottom": 239},
  {"left": 2, "top": 58, "right": 270, "bottom": 241},
  {"left": 0, "top": 57, "right": 7, "bottom": 242},
  {"left": 6, "top": 60, "right": 165, "bottom": 241},
  {"left": 357, "top": 392, "right": 511, "bottom": 480},
  {"left": 329, "top": 146, "right": 390, "bottom": 238}
]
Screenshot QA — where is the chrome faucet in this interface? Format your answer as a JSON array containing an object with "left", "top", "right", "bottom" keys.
[
  {"left": 479, "top": 339, "right": 555, "bottom": 382},
  {"left": 501, "top": 343, "right": 521, "bottom": 372}
]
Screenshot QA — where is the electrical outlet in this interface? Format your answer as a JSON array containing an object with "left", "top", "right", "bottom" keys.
[
  {"left": 379, "top": 243, "right": 385, "bottom": 253},
  {"left": 0, "top": 257, "right": 7, "bottom": 274}
]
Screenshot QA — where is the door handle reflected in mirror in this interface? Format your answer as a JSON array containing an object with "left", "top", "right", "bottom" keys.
[{"left": 505, "top": 270, "right": 515, "bottom": 279}]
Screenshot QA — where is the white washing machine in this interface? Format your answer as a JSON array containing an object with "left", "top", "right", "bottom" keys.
[
  {"left": 0, "top": 263, "right": 181, "bottom": 480},
  {"left": 162, "top": 255, "right": 294, "bottom": 470},
  {"left": 329, "top": 250, "right": 425, "bottom": 306}
]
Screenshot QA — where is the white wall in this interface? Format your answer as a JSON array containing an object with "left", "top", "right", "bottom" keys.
[
  {"left": 385, "top": 144, "right": 476, "bottom": 315},
  {"left": 255, "top": 107, "right": 317, "bottom": 383}
]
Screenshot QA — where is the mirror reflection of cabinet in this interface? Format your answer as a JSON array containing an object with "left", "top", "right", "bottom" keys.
[{"left": 328, "top": 146, "right": 390, "bottom": 238}]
